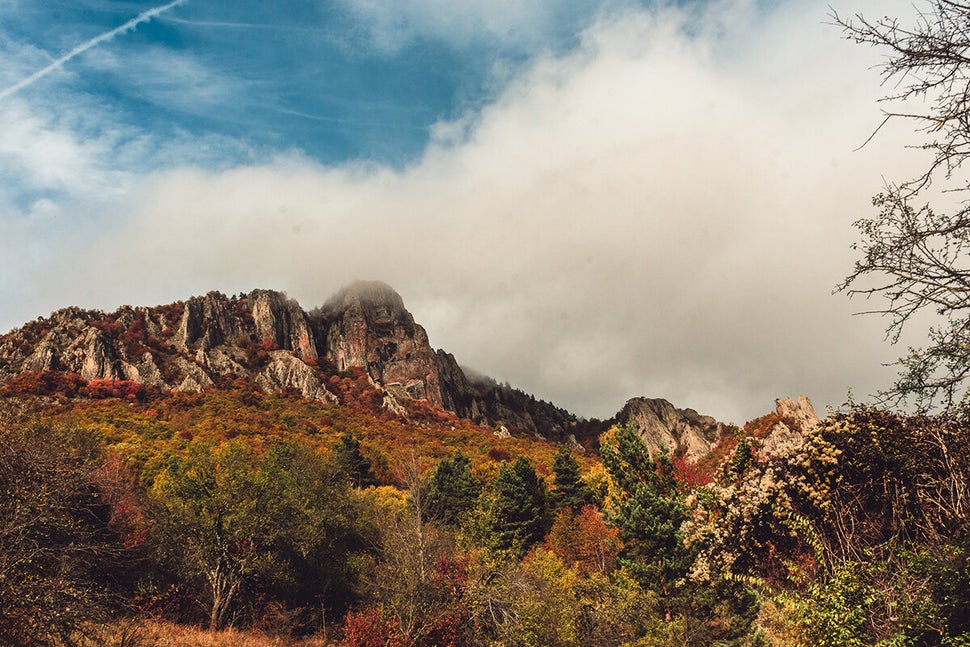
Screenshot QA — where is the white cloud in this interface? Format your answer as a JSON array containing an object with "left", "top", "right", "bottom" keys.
[{"left": 5, "top": 0, "right": 931, "bottom": 424}]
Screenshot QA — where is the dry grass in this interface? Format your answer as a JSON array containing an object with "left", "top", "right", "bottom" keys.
[{"left": 86, "top": 619, "right": 335, "bottom": 647}]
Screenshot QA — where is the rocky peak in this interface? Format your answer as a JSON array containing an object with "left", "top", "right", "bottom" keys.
[
  {"left": 760, "top": 396, "right": 821, "bottom": 459},
  {"left": 615, "top": 397, "right": 726, "bottom": 462},
  {"left": 312, "top": 281, "right": 449, "bottom": 408},
  {"left": 249, "top": 290, "right": 317, "bottom": 361}
]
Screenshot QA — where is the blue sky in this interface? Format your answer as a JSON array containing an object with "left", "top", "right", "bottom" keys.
[
  {"left": 2, "top": 0, "right": 605, "bottom": 168},
  {"left": 0, "top": 0, "right": 928, "bottom": 423}
]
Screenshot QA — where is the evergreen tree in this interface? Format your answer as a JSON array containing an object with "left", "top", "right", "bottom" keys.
[
  {"left": 332, "top": 432, "right": 375, "bottom": 488},
  {"left": 600, "top": 425, "right": 692, "bottom": 596},
  {"left": 426, "top": 450, "right": 480, "bottom": 527},
  {"left": 490, "top": 455, "right": 551, "bottom": 557},
  {"left": 551, "top": 444, "right": 593, "bottom": 511}
]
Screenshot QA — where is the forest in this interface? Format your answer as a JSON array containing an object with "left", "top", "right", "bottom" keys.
[{"left": 1, "top": 377, "right": 969, "bottom": 646}]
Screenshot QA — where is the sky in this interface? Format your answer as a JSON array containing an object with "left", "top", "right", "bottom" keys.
[{"left": 0, "top": 0, "right": 933, "bottom": 424}]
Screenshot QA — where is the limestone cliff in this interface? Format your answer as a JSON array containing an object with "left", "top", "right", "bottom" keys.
[
  {"left": 311, "top": 281, "right": 447, "bottom": 407},
  {"left": 0, "top": 290, "right": 336, "bottom": 404},
  {"left": 612, "top": 397, "right": 727, "bottom": 461}
]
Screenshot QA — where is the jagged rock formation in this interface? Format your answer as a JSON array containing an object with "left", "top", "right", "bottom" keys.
[
  {"left": 759, "top": 395, "right": 820, "bottom": 460},
  {"left": 612, "top": 397, "right": 727, "bottom": 461},
  {"left": 311, "top": 282, "right": 448, "bottom": 407},
  {"left": 0, "top": 281, "right": 578, "bottom": 438},
  {"left": 0, "top": 291, "right": 337, "bottom": 404}
]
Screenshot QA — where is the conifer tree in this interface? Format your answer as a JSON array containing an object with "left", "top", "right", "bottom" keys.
[
  {"left": 332, "top": 432, "right": 375, "bottom": 488},
  {"left": 600, "top": 425, "right": 692, "bottom": 596},
  {"left": 426, "top": 450, "right": 480, "bottom": 527},
  {"left": 490, "top": 455, "right": 551, "bottom": 557},
  {"left": 551, "top": 444, "right": 593, "bottom": 511}
]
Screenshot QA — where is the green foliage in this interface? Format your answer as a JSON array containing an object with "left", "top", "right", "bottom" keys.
[
  {"left": 332, "top": 432, "right": 375, "bottom": 488},
  {"left": 425, "top": 450, "right": 480, "bottom": 527},
  {"left": 551, "top": 444, "right": 593, "bottom": 511},
  {"left": 601, "top": 425, "right": 692, "bottom": 596},
  {"left": 253, "top": 440, "right": 370, "bottom": 625},
  {"left": 150, "top": 438, "right": 368, "bottom": 631},
  {"left": 488, "top": 456, "right": 552, "bottom": 558}
]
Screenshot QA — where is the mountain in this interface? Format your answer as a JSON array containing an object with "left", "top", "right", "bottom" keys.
[
  {"left": 0, "top": 282, "right": 581, "bottom": 439},
  {"left": 0, "top": 280, "right": 734, "bottom": 454},
  {"left": 611, "top": 397, "right": 729, "bottom": 462}
]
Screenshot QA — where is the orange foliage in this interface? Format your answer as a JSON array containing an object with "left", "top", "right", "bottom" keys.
[{"left": 544, "top": 505, "right": 621, "bottom": 575}]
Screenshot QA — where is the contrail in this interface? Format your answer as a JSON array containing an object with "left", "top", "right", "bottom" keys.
[{"left": 0, "top": 0, "right": 188, "bottom": 101}]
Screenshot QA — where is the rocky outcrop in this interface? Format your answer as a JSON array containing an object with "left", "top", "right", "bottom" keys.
[
  {"left": 0, "top": 290, "right": 334, "bottom": 401},
  {"left": 760, "top": 396, "right": 820, "bottom": 460},
  {"left": 251, "top": 290, "right": 317, "bottom": 361},
  {"left": 614, "top": 397, "right": 726, "bottom": 461},
  {"left": 255, "top": 351, "right": 336, "bottom": 403},
  {"left": 312, "top": 281, "right": 449, "bottom": 408}
]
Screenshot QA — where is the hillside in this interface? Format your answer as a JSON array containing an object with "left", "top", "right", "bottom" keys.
[
  {"left": 0, "top": 280, "right": 729, "bottom": 457},
  {"left": 2, "top": 285, "right": 969, "bottom": 646}
]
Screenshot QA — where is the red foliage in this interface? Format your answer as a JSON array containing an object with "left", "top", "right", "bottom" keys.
[
  {"left": 673, "top": 455, "right": 713, "bottom": 487},
  {"left": 93, "top": 452, "right": 148, "bottom": 548},
  {"left": 342, "top": 607, "right": 403, "bottom": 647},
  {"left": 83, "top": 379, "right": 146, "bottom": 402},
  {"left": 0, "top": 371, "right": 86, "bottom": 397},
  {"left": 406, "top": 399, "right": 456, "bottom": 424}
]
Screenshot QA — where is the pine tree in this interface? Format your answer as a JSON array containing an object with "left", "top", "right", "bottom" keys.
[
  {"left": 551, "top": 444, "right": 593, "bottom": 511},
  {"left": 490, "top": 455, "right": 551, "bottom": 557},
  {"left": 426, "top": 451, "right": 480, "bottom": 527},
  {"left": 600, "top": 425, "right": 692, "bottom": 596},
  {"left": 332, "top": 432, "right": 375, "bottom": 488}
]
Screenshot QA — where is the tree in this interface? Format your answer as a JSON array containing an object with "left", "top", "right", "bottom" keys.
[
  {"left": 488, "top": 456, "right": 551, "bottom": 558},
  {"left": 150, "top": 438, "right": 368, "bottom": 631},
  {"left": 0, "top": 421, "right": 131, "bottom": 647},
  {"left": 254, "top": 439, "right": 369, "bottom": 629},
  {"left": 551, "top": 444, "right": 593, "bottom": 511},
  {"left": 425, "top": 451, "right": 480, "bottom": 527},
  {"left": 357, "top": 453, "right": 469, "bottom": 646},
  {"left": 835, "top": 1, "right": 970, "bottom": 410},
  {"left": 150, "top": 441, "right": 263, "bottom": 631},
  {"left": 545, "top": 505, "right": 621, "bottom": 576},
  {"left": 600, "top": 425, "right": 692, "bottom": 596},
  {"left": 332, "top": 432, "right": 375, "bottom": 488}
]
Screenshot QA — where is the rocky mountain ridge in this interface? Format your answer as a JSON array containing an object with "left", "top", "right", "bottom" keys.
[{"left": 0, "top": 281, "right": 734, "bottom": 454}]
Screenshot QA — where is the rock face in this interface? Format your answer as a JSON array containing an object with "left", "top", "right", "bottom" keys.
[
  {"left": 309, "top": 281, "right": 578, "bottom": 438},
  {"left": 311, "top": 282, "right": 447, "bottom": 407},
  {"left": 613, "top": 397, "right": 727, "bottom": 461},
  {"left": 760, "top": 396, "right": 821, "bottom": 460},
  {"left": 0, "top": 290, "right": 338, "bottom": 404}
]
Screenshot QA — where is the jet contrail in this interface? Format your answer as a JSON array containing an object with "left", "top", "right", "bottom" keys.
[{"left": 0, "top": 0, "right": 188, "bottom": 101}]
